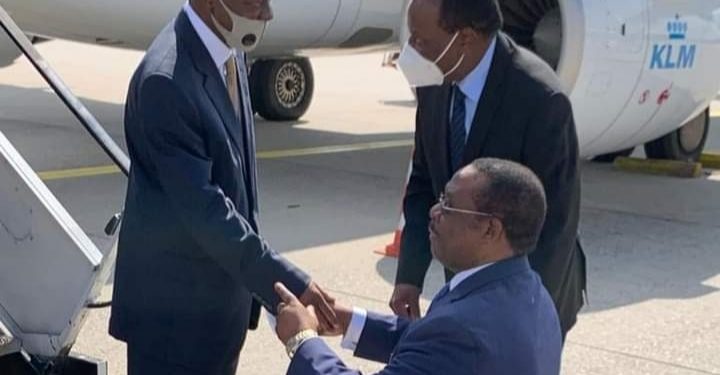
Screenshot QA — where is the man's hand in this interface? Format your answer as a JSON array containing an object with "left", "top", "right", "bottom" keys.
[
  {"left": 389, "top": 284, "right": 422, "bottom": 319},
  {"left": 275, "top": 283, "right": 320, "bottom": 344},
  {"left": 299, "top": 281, "right": 338, "bottom": 332},
  {"left": 317, "top": 303, "right": 353, "bottom": 337}
]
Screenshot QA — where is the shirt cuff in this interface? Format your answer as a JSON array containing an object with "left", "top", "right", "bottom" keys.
[{"left": 340, "top": 307, "right": 367, "bottom": 351}]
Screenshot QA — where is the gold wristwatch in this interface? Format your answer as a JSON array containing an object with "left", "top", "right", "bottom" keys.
[{"left": 285, "top": 329, "right": 318, "bottom": 359}]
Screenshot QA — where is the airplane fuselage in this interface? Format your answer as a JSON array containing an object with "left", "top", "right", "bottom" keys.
[{"left": 0, "top": 0, "right": 404, "bottom": 56}]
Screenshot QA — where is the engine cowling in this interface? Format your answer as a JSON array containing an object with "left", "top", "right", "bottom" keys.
[{"left": 501, "top": 0, "right": 720, "bottom": 157}]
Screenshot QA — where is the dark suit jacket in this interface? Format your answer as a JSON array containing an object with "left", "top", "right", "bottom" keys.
[
  {"left": 290, "top": 257, "right": 562, "bottom": 375},
  {"left": 109, "top": 12, "right": 309, "bottom": 368},
  {"left": 395, "top": 33, "right": 586, "bottom": 335}
]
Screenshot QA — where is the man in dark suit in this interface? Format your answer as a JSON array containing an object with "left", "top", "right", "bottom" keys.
[
  {"left": 109, "top": 1, "right": 336, "bottom": 374},
  {"left": 389, "top": 0, "right": 586, "bottom": 337},
  {"left": 273, "top": 159, "right": 562, "bottom": 375}
]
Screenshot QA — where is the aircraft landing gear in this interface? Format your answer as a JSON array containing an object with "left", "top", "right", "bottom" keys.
[
  {"left": 250, "top": 57, "right": 314, "bottom": 121},
  {"left": 644, "top": 108, "right": 709, "bottom": 162}
]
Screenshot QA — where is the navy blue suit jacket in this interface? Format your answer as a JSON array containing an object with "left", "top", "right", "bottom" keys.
[
  {"left": 109, "top": 12, "right": 309, "bottom": 368},
  {"left": 289, "top": 257, "right": 562, "bottom": 375}
]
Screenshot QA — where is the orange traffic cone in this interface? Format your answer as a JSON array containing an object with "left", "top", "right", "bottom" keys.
[
  {"left": 377, "top": 214, "right": 405, "bottom": 258},
  {"left": 376, "top": 158, "right": 413, "bottom": 258}
]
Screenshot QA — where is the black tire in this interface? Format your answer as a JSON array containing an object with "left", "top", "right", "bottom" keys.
[
  {"left": 592, "top": 147, "right": 635, "bottom": 163},
  {"left": 644, "top": 108, "right": 709, "bottom": 162},
  {"left": 249, "top": 58, "right": 314, "bottom": 121}
]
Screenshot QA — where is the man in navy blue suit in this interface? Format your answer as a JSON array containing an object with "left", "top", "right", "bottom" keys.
[
  {"left": 274, "top": 158, "right": 562, "bottom": 375},
  {"left": 110, "top": 1, "right": 336, "bottom": 373}
]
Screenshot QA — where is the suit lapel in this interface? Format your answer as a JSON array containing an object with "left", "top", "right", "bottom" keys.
[
  {"left": 427, "top": 84, "right": 453, "bottom": 181},
  {"left": 462, "top": 34, "right": 514, "bottom": 165},
  {"left": 427, "top": 284, "right": 451, "bottom": 314},
  {"left": 204, "top": 76, "right": 246, "bottom": 155},
  {"left": 177, "top": 12, "right": 245, "bottom": 155},
  {"left": 236, "top": 56, "right": 259, "bottom": 211}
]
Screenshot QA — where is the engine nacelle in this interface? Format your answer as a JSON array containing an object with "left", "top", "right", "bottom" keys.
[{"left": 501, "top": 0, "right": 720, "bottom": 157}]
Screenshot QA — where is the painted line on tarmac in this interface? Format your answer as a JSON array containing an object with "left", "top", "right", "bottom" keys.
[
  {"left": 38, "top": 165, "right": 121, "bottom": 181},
  {"left": 257, "top": 139, "right": 413, "bottom": 159},
  {"left": 37, "top": 139, "right": 414, "bottom": 181}
]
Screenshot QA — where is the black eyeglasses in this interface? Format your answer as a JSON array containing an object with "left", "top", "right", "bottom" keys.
[{"left": 437, "top": 193, "right": 496, "bottom": 218}]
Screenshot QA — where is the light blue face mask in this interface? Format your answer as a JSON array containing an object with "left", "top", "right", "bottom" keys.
[{"left": 211, "top": 0, "right": 268, "bottom": 52}]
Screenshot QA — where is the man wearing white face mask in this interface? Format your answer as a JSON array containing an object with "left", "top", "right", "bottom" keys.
[
  {"left": 109, "top": 1, "right": 338, "bottom": 373},
  {"left": 390, "top": 0, "right": 587, "bottom": 342}
]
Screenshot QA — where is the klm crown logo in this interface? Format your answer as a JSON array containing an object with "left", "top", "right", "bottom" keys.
[{"left": 667, "top": 16, "right": 687, "bottom": 40}]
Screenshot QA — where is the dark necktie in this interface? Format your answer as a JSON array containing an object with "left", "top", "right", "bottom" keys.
[{"left": 450, "top": 85, "right": 467, "bottom": 172}]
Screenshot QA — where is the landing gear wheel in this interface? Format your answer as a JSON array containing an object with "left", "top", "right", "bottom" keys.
[
  {"left": 250, "top": 58, "right": 314, "bottom": 121},
  {"left": 592, "top": 147, "right": 635, "bottom": 163},
  {"left": 644, "top": 108, "right": 709, "bottom": 162}
]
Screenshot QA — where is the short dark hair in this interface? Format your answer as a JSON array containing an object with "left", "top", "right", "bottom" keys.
[
  {"left": 469, "top": 158, "right": 546, "bottom": 255},
  {"left": 438, "top": 0, "right": 503, "bottom": 35}
]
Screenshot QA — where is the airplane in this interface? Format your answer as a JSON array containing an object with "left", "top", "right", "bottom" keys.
[{"left": 0, "top": 0, "right": 719, "bottom": 163}]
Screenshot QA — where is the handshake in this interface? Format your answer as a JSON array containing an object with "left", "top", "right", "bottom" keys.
[
  {"left": 273, "top": 280, "right": 423, "bottom": 356},
  {"left": 273, "top": 282, "right": 353, "bottom": 355}
]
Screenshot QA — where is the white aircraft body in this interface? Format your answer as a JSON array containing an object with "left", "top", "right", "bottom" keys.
[{"left": 0, "top": 0, "right": 719, "bottom": 160}]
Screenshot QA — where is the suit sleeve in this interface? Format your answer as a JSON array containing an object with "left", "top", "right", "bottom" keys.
[
  {"left": 395, "top": 101, "right": 436, "bottom": 289},
  {"left": 137, "top": 74, "right": 310, "bottom": 313},
  {"left": 288, "top": 315, "right": 478, "bottom": 375},
  {"left": 354, "top": 312, "right": 412, "bottom": 363},
  {"left": 522, "top": 92, "right": 581, "bottom": 304}
]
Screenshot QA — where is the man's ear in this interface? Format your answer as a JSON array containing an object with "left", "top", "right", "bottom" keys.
[
  {"left": 458, "top": 27, "right": 479, "bottom": 47},
  {"left": 483, "top": 217, "right": 504, "bottom": 242}
]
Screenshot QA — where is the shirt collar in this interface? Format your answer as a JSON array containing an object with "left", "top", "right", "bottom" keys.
[
  {"left": 449, "top": 262, "right": 496, "bottom": 291},
  {"left": 183, "top": 2, "right": 235, "bottom": 74},
  {"left": 456, "top": 36, "right": 497, "bottom": 103}
]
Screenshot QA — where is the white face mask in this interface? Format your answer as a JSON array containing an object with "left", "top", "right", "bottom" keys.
[
  {"left": 211, "top": 0, "right": 268, "bottom": 52},
  {"left": 397, "top": 32, "right": 465, "bottom": 87}
]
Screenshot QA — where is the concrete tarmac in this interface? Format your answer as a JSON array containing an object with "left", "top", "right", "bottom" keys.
[{"left": 0, "top": 40, "right": 719, "bottom": 374}]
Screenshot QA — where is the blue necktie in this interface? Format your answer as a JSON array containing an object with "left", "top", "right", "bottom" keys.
[{"left": 450, "top": 85, "right": 467, "bottom": 172}]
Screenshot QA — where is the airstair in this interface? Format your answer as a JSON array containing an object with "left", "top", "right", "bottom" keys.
[{"left": 0, "top": 5, "right": 129, "bottom": 374}]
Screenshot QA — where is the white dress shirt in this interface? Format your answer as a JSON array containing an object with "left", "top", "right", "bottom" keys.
[
  {"left": 450, "top": 36, "right": 498, "bottom": 140},
  {"left": 183, "top": 2, "right": 242, "bottom": 85},
  {"left": 341, "top": 262, "right": 496, "bottom": 351}
]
